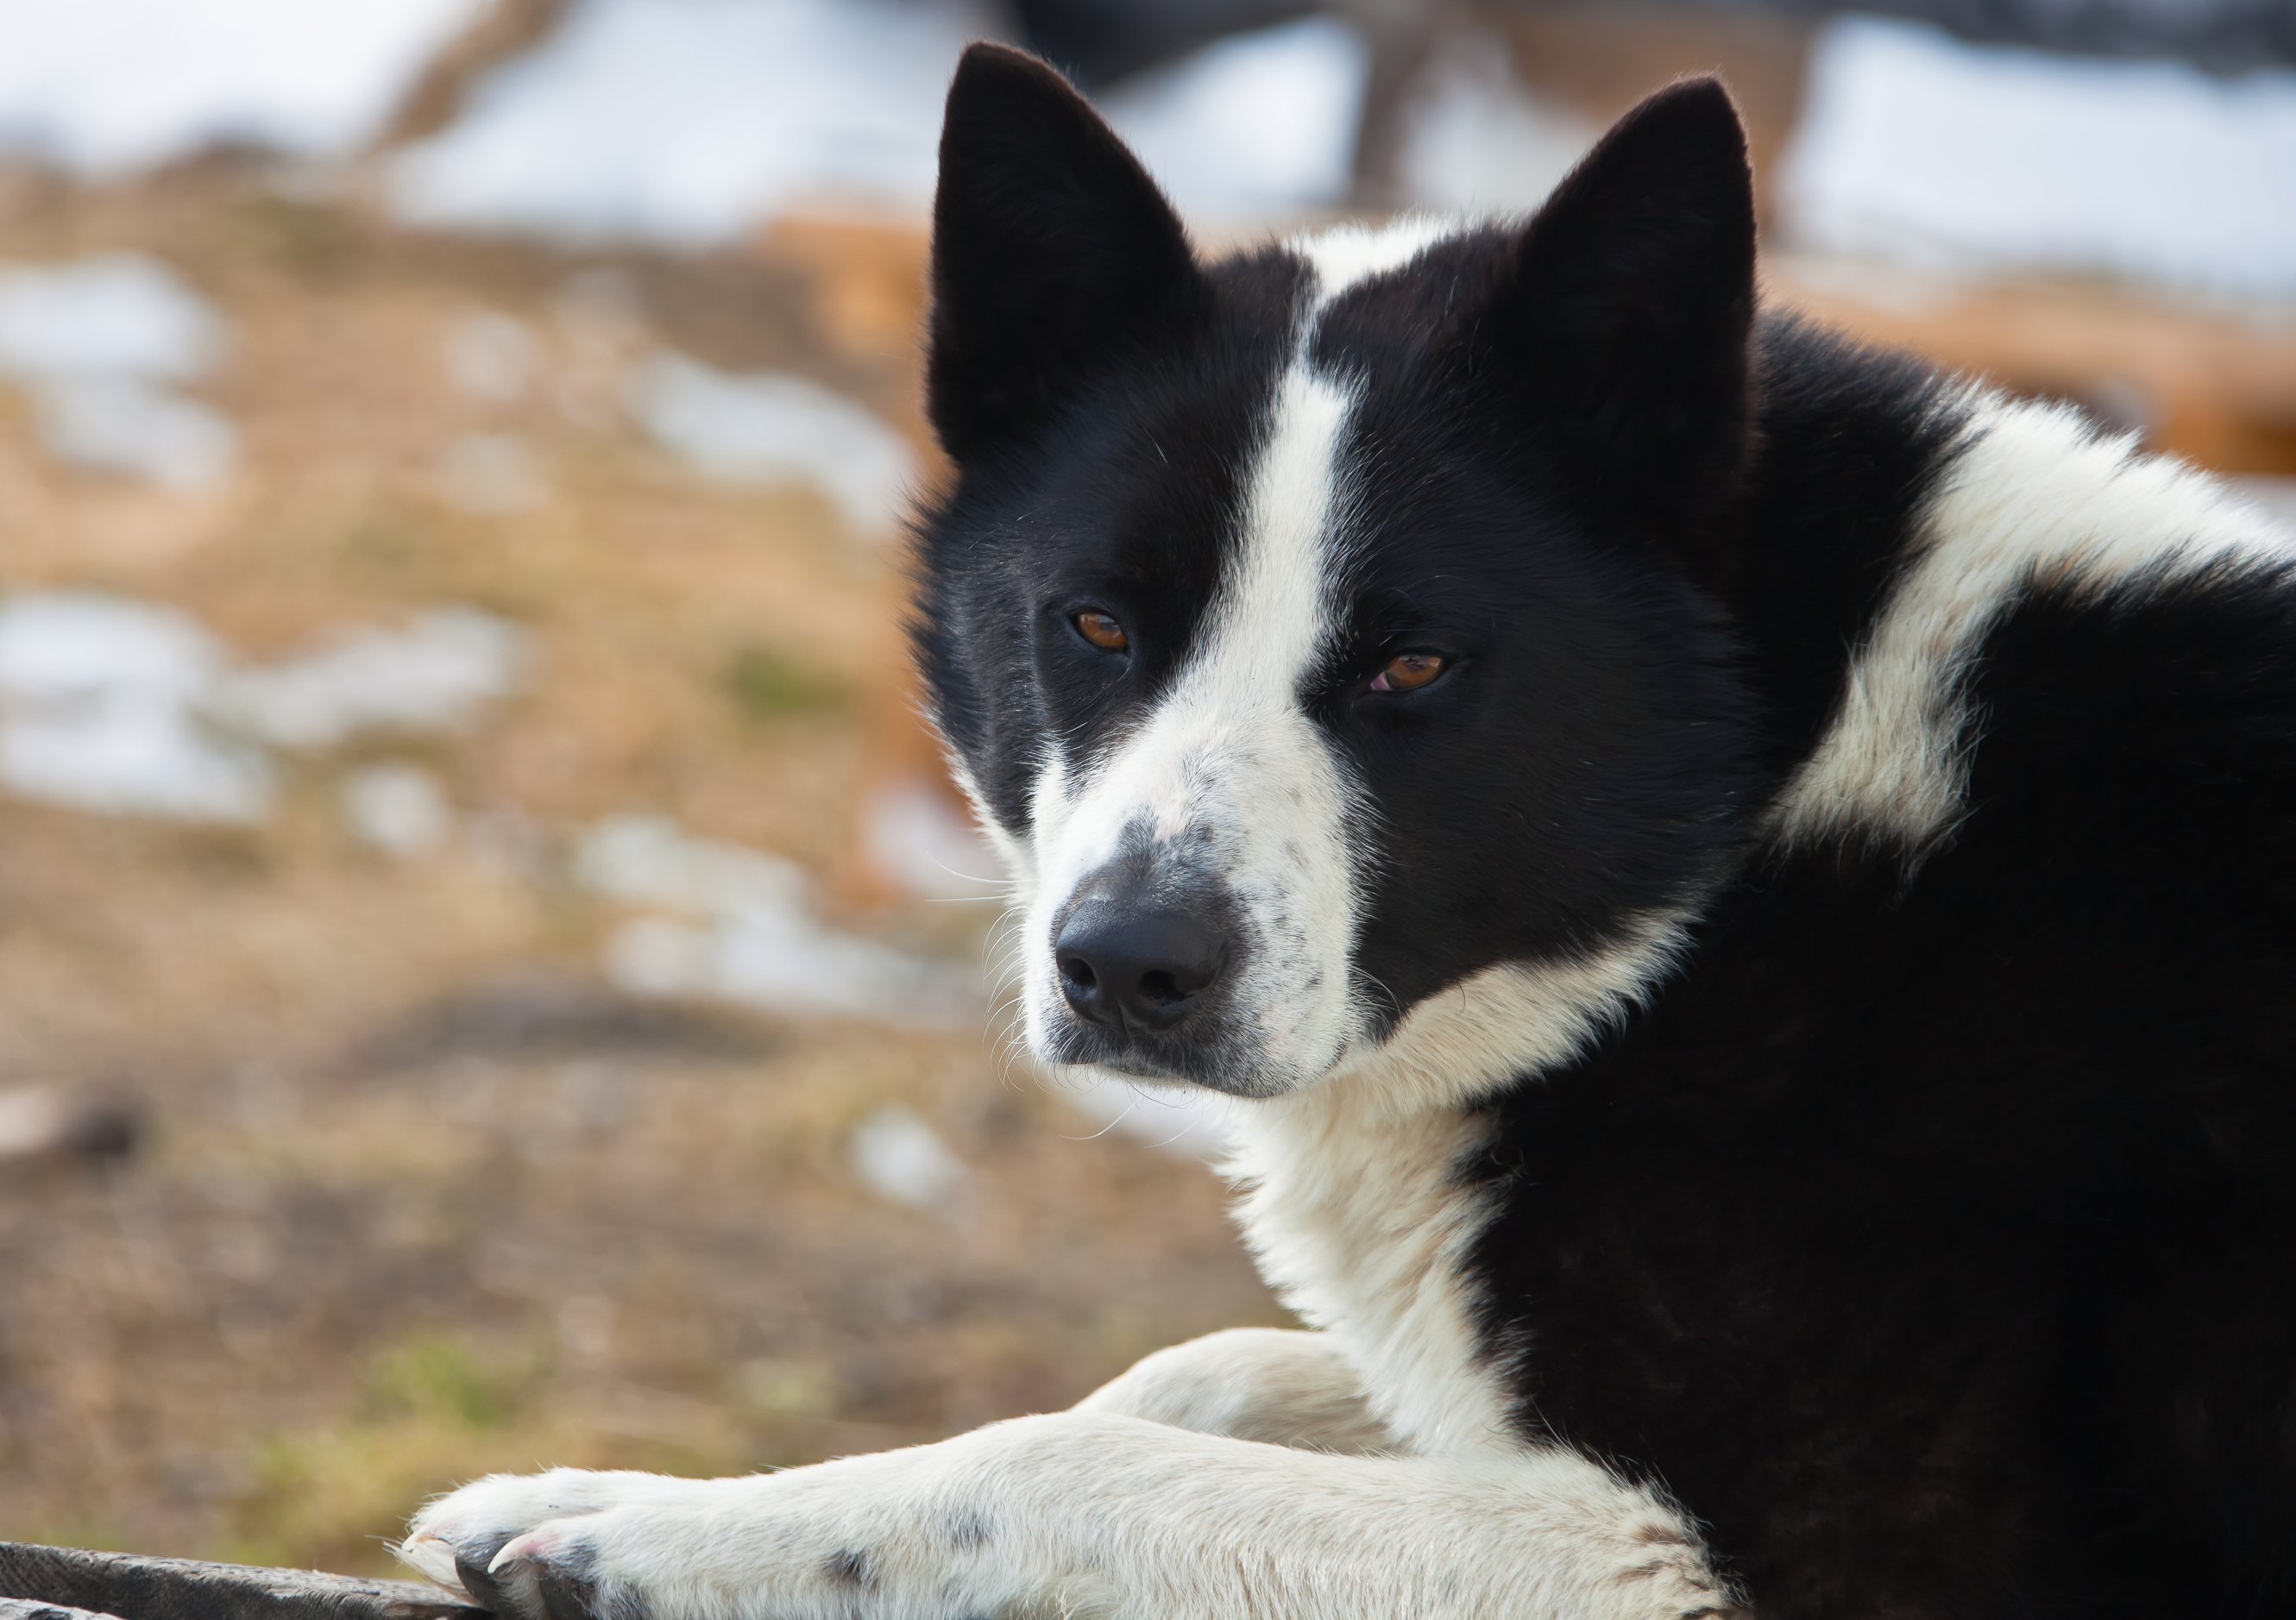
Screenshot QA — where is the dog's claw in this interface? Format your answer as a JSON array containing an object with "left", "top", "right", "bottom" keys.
[{"left": 452, "top": 1545, "right": 520, "bottom": 1615}]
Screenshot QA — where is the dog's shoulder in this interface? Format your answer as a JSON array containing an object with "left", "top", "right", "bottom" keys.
[{"left": 1451, "top": 336, "right": 2296, "bottom": 1605}]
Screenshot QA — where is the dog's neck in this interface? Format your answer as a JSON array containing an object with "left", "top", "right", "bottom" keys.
[
  {"left": 1216, "top": 900, "right": 1707, "bottom": 1456},
  {"left": 1224, "top": 1068, "right": 1517, "bottom": 1459}
]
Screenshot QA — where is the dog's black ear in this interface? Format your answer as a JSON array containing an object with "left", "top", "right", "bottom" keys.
[
  {"left": 1497, "top": 78, "right": 1756, "bottom": 543},
  {"left": 928, "top": 44, "right": 1200, "bottom": 462}
]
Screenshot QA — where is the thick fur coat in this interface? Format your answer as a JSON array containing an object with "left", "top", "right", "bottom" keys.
[{"left": 399, "top": 48, "right": 2296, "bottom": 1620}]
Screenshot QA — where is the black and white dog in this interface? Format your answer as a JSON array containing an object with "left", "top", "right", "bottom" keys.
[{"left": 402, "top": 48, "right": 2296, "bottom": 1619}]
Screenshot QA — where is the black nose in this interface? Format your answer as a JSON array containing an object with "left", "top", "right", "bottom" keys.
[{"left": 1055, "top": 899, "right": 1228, "bottom": 1033}]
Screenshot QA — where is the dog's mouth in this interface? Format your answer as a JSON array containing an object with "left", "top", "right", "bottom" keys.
[{"left": 1037, "top": 1002, "right": 1293, "bottom": 1098}]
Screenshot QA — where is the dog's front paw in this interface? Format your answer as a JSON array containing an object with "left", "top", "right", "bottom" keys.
[
  {"left": 397, "top": 1447, "right": 1028, "bottom": 1620},
  {"left": 399, "top": 1468, "right": 716, "bottom": 1620}
]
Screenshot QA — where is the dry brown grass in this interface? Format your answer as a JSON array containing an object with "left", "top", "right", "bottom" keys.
[{"left": 0, "top": 165, "right": 1276, "bottom": 1572}]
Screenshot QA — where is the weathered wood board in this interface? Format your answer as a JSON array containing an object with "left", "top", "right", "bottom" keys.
[
  {"left": 0, "top": 1545, "right": 486, "bottom": 1620},
  {"left": 3, "top": 1598, "right": 131, "bottom": 1620}
]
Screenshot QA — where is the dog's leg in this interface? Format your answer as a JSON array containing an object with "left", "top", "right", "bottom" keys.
[
  {"left": 1073, "top": 1327, "right": 1392, "bottom": 1452},
  {"left": 400, "top": 1410, "right": 1740, "bottom": 1620}
]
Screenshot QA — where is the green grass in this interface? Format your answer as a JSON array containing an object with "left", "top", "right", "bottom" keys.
[{"left": 726, "top": 644, "right": 841, "bottom": 721}]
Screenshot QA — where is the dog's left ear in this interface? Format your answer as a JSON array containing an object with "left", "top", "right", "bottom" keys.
[
  {"left": 928, "top": 43, "right": 1201, "bottom": 463},
  {"left": 1494, "top": 78, "right": 1756, "bottom": 545}
]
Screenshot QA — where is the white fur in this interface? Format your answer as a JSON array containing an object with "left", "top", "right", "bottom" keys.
[
  {"left": 1018, "top": 358, "right": 1365, "bottom": 1091},
  {"left": 1291, "top": 217, "right": 1454, "bottom": 301},
  {"left": 1016, "top": 217, "right": 1494, "bottom": 1097},
  {"left": 1219, "top": 907, "right": 1702, "bottom": 1464},
  {"left": 1773, "top": 392, "right": 2296, "bottom": 856},
  {"left": 1325, "top": 908, "right": 1699, "bottom": 1118},
  {"left": 399, "top": 220, "right": 1744, "bottom": 1620},
  {"left": 1071, "top": 1326, "right": 1392, "bottom": 1453},
  {"left": 1017, "top": 226, "right": 1472, "bottom": 1095},
  {"left": 1227, "top": 1083, "right": 1513, "bottom": 1460},
  {"left": 404, "top": 1407, "right": 1732, "bottom": 1620}
]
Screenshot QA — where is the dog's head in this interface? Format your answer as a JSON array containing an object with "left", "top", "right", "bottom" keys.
[{"left": 912, "top": 47, "right": 1765, "bottom": 1102}]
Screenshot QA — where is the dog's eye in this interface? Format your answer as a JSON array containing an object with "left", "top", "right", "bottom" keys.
[
  {"left": 1371, "top": 652, "right": 1445, "bottom": 693},
  {"left": 1074, "top": 610, "right": 1129, "bottom": 653}
]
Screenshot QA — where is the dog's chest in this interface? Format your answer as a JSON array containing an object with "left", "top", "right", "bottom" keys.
[{"left": 1225, "top": 1085, "right": 1519, "bottom": 1457}]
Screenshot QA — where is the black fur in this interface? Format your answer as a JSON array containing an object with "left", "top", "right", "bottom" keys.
[
  {"left": 1469, "top": 557, "right": 2296, "bottom": 1617},
  {"left": 914, "top": 45, "right": 2296, "bottom": 1618},
  {"left": 940, "top": 1509, "right": 995, "bottom": 1551},
  {"left": 928, "top": 45, "right": 1203, "bottom": 464},
  {"left": 822, "top": 1549, "right": 875, "bottom": 1591}
]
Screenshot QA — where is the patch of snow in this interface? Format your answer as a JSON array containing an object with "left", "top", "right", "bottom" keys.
[
  {"left": 581, "top": 813, "right": 976, "bottom": 1028},
  {"left": 0, "top": 591, "right": 222, "bottom": 706},
  {"left": 576, "top": 813, "right": 808, "bottom": 915},
  {"left": 0, "top": 255, "right": 238, "bottom": 490},
  {"left": 1779, "top": 16, "right": 2296, "bottom": 302},
  {"left": 444, "top": 311, "right": 540, "bottom": 404},
  {"left": 1101, "top": 16, "right": 1369, "bottom": 220},
  {"left": 0, "top": 1084, "right": 138, "bottom": 1162},
  {"left": 625, "top": 353, "right": 915, "bottom": 536},
  {"left": 0, "top": 591, "right": 525, "bottom": 825},
  {"left": 0, "top": 255, "right": 224, "bottom": 383},
  {"left": 1391, "top": 30, "right": 1595, "bottom": 216},
  {"left": 340, "top": 763, "right": 450, "bottom": 856},
  {"left": 387, "top": 0, "right": 994, "bottom": 245},
  {"left": 708, "top": 899, "right": 972, "bottom": 1027},
  {"left": 434, "top": 431, "right": 545, "bottom": 513},
  {"left": 847, "top": 1104, "right": 967, "bottom": 1209},
  {"left": 0, "top": 0, "right": 492, "bottom": 177},
  {"left": 860, "top": 778, "right": 1003, "bottom": 901},
  {"left": 1, "top": 691, "right": 274, "bottom": 823},
  {"left": 216, "top": 608, "right": 525, "bottom": 749},
  {"left": 0, "top": 592, "right": 272, "bottom": 823},
  {"left": 33, "top": 375, "right": 236, "bottom": 491},
  {"left": 602, "top": 914, "right": 711, "bottom": 999}
]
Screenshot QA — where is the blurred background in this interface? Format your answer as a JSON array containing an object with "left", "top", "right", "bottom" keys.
[{"left": 0, "top": 0, "right": 2291, "bottom": 1575}]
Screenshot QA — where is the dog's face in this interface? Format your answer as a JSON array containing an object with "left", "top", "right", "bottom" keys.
[{"left": 913, "top": 49, "right": 1764, "bottom": 1099}]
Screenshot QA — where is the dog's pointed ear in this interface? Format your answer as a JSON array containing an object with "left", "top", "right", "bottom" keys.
[
  {"left": 1498, "top": 78, "right": 1756, "bottom": 542},
  {"left": 928, "top": 44, "right": 1201, "bottom": 462}
]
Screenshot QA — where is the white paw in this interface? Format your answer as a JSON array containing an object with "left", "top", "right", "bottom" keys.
[
  {"left": 398, "top": 1469, "right": 712, "bottom": 1620},
  {"left": 397, "top": 1454, "right": 1020, "bottom": 1620}
]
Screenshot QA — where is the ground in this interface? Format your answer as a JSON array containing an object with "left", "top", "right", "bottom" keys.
[{"left": 0, "top": 161, "right": 1276, "bottom": 1573}]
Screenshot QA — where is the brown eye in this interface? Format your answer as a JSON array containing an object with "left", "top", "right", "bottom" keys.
[
  {"left": 1371, "top": 651, "right": 1445, "bottom": 693},
  {"left": 1075, "top": 610, "right": 1129, "bottom": 653}
]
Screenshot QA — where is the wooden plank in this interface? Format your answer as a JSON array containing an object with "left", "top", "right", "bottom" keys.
[
  {"left": 0, "top": 1545, "right": 485, "bottom": 1620},
  {"left": 1, "top": 1598, "right": 129, "bottom": 1620}
]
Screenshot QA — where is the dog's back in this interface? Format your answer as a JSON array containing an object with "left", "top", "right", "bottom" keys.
[
  {"left": 1455, "top": 315, "right": 2296, "bottom": 1614},
  {"left": 403, "top": 54, "right": 2296, "bottom": 1620},
  {"left": 915, "top": 60, "right": 2296, "bottom": 1611}
]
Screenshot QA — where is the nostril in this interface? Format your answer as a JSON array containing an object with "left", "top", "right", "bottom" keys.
[
  {"left": 1057, "top": 952, "right": 1098, "bottom": 992},
  {"left": 1138, "top": 969, "right": 1182, "bottom": 1008}
]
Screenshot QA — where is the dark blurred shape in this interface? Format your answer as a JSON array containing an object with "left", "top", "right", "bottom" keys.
[
  {"left": 344, "top": 973, "right": 782, "bottom": 1077},
  {"left": 0, "top": 1085, "right": 140, "bottom": 1165},
  {"left": 1011, "top": 0, "right": 1318, "bottom": 85},
  {"left": 1019, "top": 0, "right": 2295, "bottom": 90},
  {"left": 1739, "top": 0, "right": 2296, "bottom": 72}
]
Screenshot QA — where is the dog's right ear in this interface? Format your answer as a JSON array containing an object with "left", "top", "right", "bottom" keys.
[{"left": 928, "top": 44, "right": 1199, "bottom": 462}]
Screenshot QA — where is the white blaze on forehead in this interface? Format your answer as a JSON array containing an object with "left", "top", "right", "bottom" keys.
[
  {"left": 1022, "top": 227, "right": 1448, "bottom": 1084},
  {"left": 1292, "top": 217, "right": 1453, "bottom": 302},
  {"left": 1030, "top": 361, "right": 1353, "bottom": 865},
  {"left": 1210, "top": 365, "right": 1355, "bottom": 710}
]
